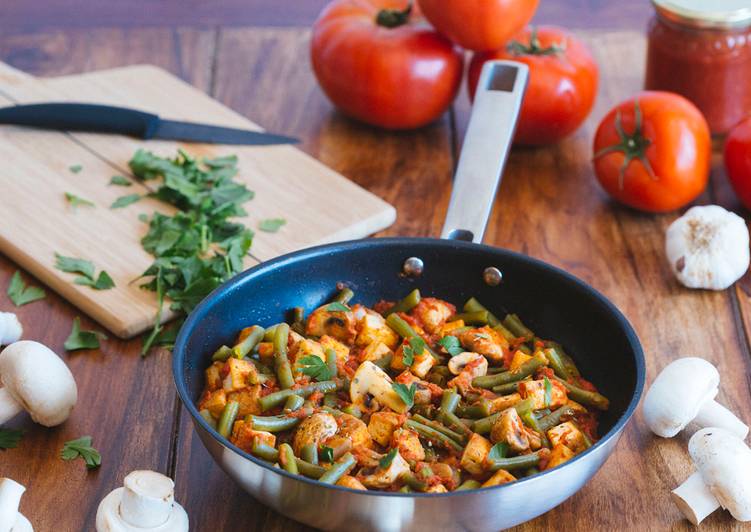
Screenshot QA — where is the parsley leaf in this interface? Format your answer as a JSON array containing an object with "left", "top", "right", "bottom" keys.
[
  {"left": 379, "top": 448, "right": 398, "bottom": 469},
  {"left": 402, "top": 336, "right": 425, "bottom": 366},
  {"left": 74, "top": 270, "right": 115, "bottom": 290},
  {"left": 258, "top": 218, "right": 286, "bottom": 233},
  {"left": 64, "top": 317, "right": 107, "bottom": 351},
  {"left": 320, "top": 446, "right": 334, "bottom": 463},
  {"left": 54, "top": 254, "right": 114, "bottom": 290},
  {"left": 110, "top": 194, "right": 141, "bottom": 209},
  {"left": 61, "top": 436, "right": 101, "bottom": 469},
  {"left": 109, "top": 175, "right": 132, "bottom": 186},
  {"left": 543, "top": 376, "right": 552, "bottom": 408},
  {"left": 0, "top": 428, "right": 23, "bottom": 450},
  {"left": 65, "top": 192, "right": 95, "bottom": 210},
  {"left": 295, "top": 355, "right": 333, "bottom": 381},
  {"left": 438, "top": 335, "right": 464, "bottom": 356},
  {"left": 392, "top": 382, "right": 416, "bottom": 410},
  {"left": 69, "top": 164, "right": 83, "bottom": 174},
  {"left": 325, "top": 302, "right": 349, "bottom": 312},
  {"left": 488, "top": 442, "right": 509, "bottom": 461},
  {"left": 7, "top": 271, "right": 45, "bottom": 306}
]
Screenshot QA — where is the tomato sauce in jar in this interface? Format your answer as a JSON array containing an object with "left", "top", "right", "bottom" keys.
[{"left": 645, "top": 0, "right": 751, "bottom": 135}]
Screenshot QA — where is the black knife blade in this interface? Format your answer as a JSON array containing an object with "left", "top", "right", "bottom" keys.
[{"left": 0, "top": 103, "right": 298, "bottom": 145}]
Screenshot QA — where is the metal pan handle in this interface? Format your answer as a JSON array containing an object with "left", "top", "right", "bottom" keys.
[{"left": 440, "top": 61, "right": 528, "bottom": 243}]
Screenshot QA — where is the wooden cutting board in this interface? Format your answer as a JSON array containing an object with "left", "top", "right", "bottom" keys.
[{"left": 0, "top": 63, "right": 396, "bottom": 338}]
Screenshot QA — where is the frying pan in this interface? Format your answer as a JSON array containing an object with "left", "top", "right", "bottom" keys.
[{"left": 173, "top": 61, "right": 645, "bottom": 531}]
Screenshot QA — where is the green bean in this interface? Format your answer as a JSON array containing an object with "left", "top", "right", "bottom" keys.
[
  {"left": 487, "top": 367, "right": 506, "bottom": 374},
  {"left": 199, "top": 408, "right": 217, "bottom": 429},
  {"left": 211, "top": 345, "right": 232, "bottom": 362},
  {"left": 372, "top": 352, "right": 393, "bottom": 370},
  {"left": 440, "top": 390, "right": 460, "bottom": 415},
  {"left": 259, "top": 380, "right": 340, "bottom": 411},
  {"left": 520, "top": 410, "right": 550, "bottom": 448},
  {"left": 412, "top": 404, "right": 437, "bottom": 419},
  {"left": 332, "top": 288, "right": 354, "bottom": 304},
  {"left": 491, "top": 382, "right": 522, "bottom": 395},
  {"left": 232, "top": 325, "right": 265, "bottom": 359},
  {"left": 543, "top": 347, "right": 571, "bottom": 380},
  {"left": 431, "top": 365, "right": 453, "bottom": 378},
  {"left": 463, "top": 297, "right": 501, "bottom": 327},
  {"left": 263, "top": 323, "right": 281, "bottom": 342},
  {"left": 323, "top": 393, "right": 338, "bottom": 408},
  {"left": 455, "top": 399, "right": 492, "bottom": 419},
  {"left": 400, "top": 472, "right": 428, "bottom": 492},
  {"left": 404, "top": 419, "right": 464, "bottom": 453},
  {"left": 492, "top": 323, "right": 517, "bottom": 343},
  {"left": 246, "top": 414, "right": 300, "bottom": 432},
  {"left": 217, "top": 401, "right": 240, "bottom": 438},
  {"left": 487, "top": 451, "right": 543, "bottom": 472},
  {"left": 301, "top": 443, "right": 318, "bottom": 465},
  {"left": 522, "top": 467, "right": 540, "bottom": 477},
  {"left": 318, "top": 453, "right": 356, "bottom": 484},
  {"left": 385, "top": 314, "right": 439, "bottom": 358},
  {"left": 552, "top": 376, "right": 609, "bottom": 410},
  {"left": 502, "top": 314, "right": 534, "bottom": 339},
  {"left": 279, "top": 443, "right": 299, "bottom": 474},
  {"left": 537, "top": 406, "right": 577, "bottom": 432},
  {"left": 450, "top": 311, "right": 489, "bottom": 325},
  {"left": 441, "top": 411, "right": 474, "bottom": 438},
  {"left": 545, "top": 341, "right": 580, "bottom": 377},
  {"left": 412, "top": 414, "right": 466, "bottom": 444},
  {"left": 473, "top": 398, "right": 535, "bottom": 434},
  {"left": 273, "top": 323, "right": 295, "bottom": 389},
  {"left": 325, "top": 348, "right": 338, "bottom": 378},
  {"left": 457, "top": 479, "right": 482, "bottom": 490},
  {"left": 342, "top": 404, "right": 362, "bottom": 418},
  {"left": 283, "top": 394, "right": 305, "bottom": 412},
  {"left": 472, "top": 352, "right": 547, "bottom": 389},
  {"left": 252, "top": 442, "right": 326, "bottom": 478},
  {"left": 383, "top": 288, "right": 421, "bottom": 317},
  {"left": 426, "top": 373, "right": 447, "bottom": 387}
]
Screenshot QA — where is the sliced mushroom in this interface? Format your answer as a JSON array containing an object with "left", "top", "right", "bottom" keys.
[
  {"left": 447, "top": 352, "right": 488, "bottom": 376},
  {"left": 642, "top": 357, "right": 748, "bottom": 438},
  {"left": 0, "top": 314, "right": 22, "bottom": 346},
  {"left": 0, "top": 341, "right": 77, "bottom": 427},
  {"left": 0, "top": 478, "right": 32, "bottom": 532},
  {"left": 350, "top": 361, "right": 406, "bottom": 413},
  {"left": 671, "top": 428, "right": 751, "bottom": 524},
  {"left": 95, "top": 470, "right": 188, "bottom": 531},
  {"left": 292, "top": 412, "right": 338, "bottom": 455}
]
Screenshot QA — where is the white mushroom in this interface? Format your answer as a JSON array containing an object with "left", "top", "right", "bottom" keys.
[
  {"left": 0, "top": 478, "right": 33, "bottom": 532},
  {"left": 447, "top": 352, "right": 488, "bottom": 376},
  {"left": 350, "top": 361, "right": 407, "bottom": 413},
  {"left": 359, "top": 451, "right": 411, "bottom": 489},
  {"left": 672, "top": 427, "right": 751, "bottom": 524},
  {"left": 96, "top": 470, "right": 188, "bottom": 532},
  {"left": 0, "top": 314, "right": 22, "bottom": 346},
  {"left": 0, "top": 341, "right": 78, "bottom": 427},
  {"left": 642, "top": 357, "right": 748, "bottom": 439},
  {"left": 666, "top": 205, "right": 749, "bottom": 290}
]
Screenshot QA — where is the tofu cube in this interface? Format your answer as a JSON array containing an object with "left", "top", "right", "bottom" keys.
[
  {"left": 547, "top": 421, "right": 588, "bottom": 454},
  {"left": 222, "top": 358, "right": 258, "bottom": 392},
  {"left": 490, "top": 407, "right": 529, "bottom": 453},
  {"left": 205, "top": 362, "right": 222, "bottom": 391},
  {"left": 337, "top": 475, "right": 367, "bottom": 490},
  {"left": 460, "top": 433, "right": 493, "bottom": 475},
  {"left": 482, "top": 468, "right": 516, "bottom": 487},
  {"left": 368, "top": 411, "right": 403, "bottom": 446},
  {"left": 320, "top": 335, "right": 350, "bottom": 363},
  {"left": 391, "top": 428, "right": 425, "bottom": 462},
  {"left": 360, "top": 341, "right": 393, "bottom": 364},
  {"left": 231, "top": 420, "right": 276, "bottom": 452},
  {"left": 411, "top": 349, "right": 436, "bottom": 379},
  {"left": 488, "top": 393, "right": 522, "bottom": 414},
  {"left": 227, "top": 385, "right": 263, "bottom": 417},
  {"left": 518, "top": 379, "right": 567, "bottom": 410},
  {"left": 545, "top": 443, "right": 575, "bottom": 469},
  {"left": 356, "top": 310, "right": 399, "bottom": 349},
  {"left": 509, "top": 350, "right": 533, "bottom": 372},
  {"left": 199, "top": 389, "right": 227, "bottom": 418}
]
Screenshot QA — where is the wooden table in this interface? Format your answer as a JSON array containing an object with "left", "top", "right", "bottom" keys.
[{"left": 2, "top": 2, "right": 750, "bottom": 530}]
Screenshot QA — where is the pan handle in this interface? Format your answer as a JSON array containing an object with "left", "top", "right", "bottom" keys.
[{"left": 440, "top": 60, "right": 528, "bottom": 243}]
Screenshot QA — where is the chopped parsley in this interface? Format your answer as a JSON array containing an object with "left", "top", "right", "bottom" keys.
[
  {"left": 109, "top": 175, "right": 132, "bottom": 186},
  {"left": 69, "top": 164, "right": 83, "bottom": 174},
  {"left": 402, "top": 336, "right": 425, "bottom": 366},
  {"left": 64, "top": 317, "right": 107, "bottom": 351},
  {"left": 110, "top": 194, "right": 141, "bottom": 209},
  {"left": 295, "top": 355, "right": 333, "bottom": 381},
  {"left": 543, "top": 376, "right": 552, "bottom": 408},
  {"left": 438, "top": 335, "right": 463, "bottom": 356},
  {"left": 488, "top": 442, "right": 509, "bottom": 461},
  {"left": 392, "top": 382, "right": 416, "bottom": 410},
  {"left": 54, "top": 253, "right": 114, "bottom": 290},
  {"left": 258, "top": 218, "right": 286, "bottom": 233},
  {"left": 64, "top": 192, "right": 95, "bottom": 210},
  {"left": 7, "top": 271, "right": 45, "bottom": 306},
  {"left": 61, "top": 436, "right": 101, "bottom": 468},
  {"left": 320, "top": 446, "right": 334, "bottom": 463}
]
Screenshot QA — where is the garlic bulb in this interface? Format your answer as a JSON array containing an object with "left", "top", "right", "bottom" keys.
[{"left": 666, "top": 205, "right": 749, "bottom": 290}]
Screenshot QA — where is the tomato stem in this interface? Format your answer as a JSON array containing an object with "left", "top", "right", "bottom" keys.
[
  {"left": 375, "top": 2, "right": 412, "bottom": 28},
  {"left": 507, "top": 27, "right": 566, "bottom": 56},
  {"left": 593, "top": 99, "right": 656, "bottom": 189}
]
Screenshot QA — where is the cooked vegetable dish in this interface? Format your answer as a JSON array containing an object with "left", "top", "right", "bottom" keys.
[{"left": 197, "top": 288, "right": 609, "bottom": 492}]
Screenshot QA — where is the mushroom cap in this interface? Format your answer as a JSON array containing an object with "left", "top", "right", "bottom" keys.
[
  {"left": 642, "top": 357, "right": 718, "bottom": 437},
  {"left": 0, "top": 341, "right": 77, "bottom": 427},
  {"left": 689, "top": 427, "right": 751, "bottom": 521}
]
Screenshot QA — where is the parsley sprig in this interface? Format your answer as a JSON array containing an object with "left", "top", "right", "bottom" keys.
[
  {"left": 0, "top": 428, "right": 23, "bottom": 450},
  {"left": 54, "top": 253, "right": 114, "bottom": 290},
  {"left": 61, "top": 436, "right": 101, "bottom": 469},
  {"left": 7, "top": 271, "right": 45, "bottom": 306},
  {"left": 392, "top": 382, "right": 416, "bottom": 410},
  {"left": 438, "top": 335, "right": 464, "bottom": 356},
  {"left": 64, "top": 317, "right": 107, "bottom": 351},
  {"left": 401, "top": 337, "right": 425, "bottom": 367},
  {"left": 295, "top": 355, "right": 333, "bottom": 381}
]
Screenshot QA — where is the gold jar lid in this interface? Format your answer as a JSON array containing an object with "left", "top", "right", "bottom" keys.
[{"left": 653, "top": 0, "right": 751, "bottom": 29}]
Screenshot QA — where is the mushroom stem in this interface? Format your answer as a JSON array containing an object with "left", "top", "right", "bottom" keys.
[
  {"left": 671, "top": 471, "right": 720, "bottom": 525},
  {"left": 694, "top": 399, "right": 749, "bottom": 439},
  {"left": 120, "top": 470, "right": 175, "bottom": 528},
  {"left": 0, "top": 388, "right": 23, "bottom": 426},
  {"left": 0, "top": 478, "right": 25, "bottom": 532}
]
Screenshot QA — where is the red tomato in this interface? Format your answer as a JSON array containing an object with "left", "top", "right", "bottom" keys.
[
  {"left": 592, "top": 91, "right": 711, "bottom": 213},
  {"left": 418, "top": 0, "right": 539, "bottom": 51},
  {"left": 311, "top": 0, "right": 463, "bottom": 130},
  {"left": 468, "top": 26, "right": 598, "bottom": 146},
  {"left": 724, "top": 117, "right": 751, "bottom": 210}
]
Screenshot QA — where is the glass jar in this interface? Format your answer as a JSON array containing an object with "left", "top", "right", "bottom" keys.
[{"left": 645, "top": 0, "right": 751, "bottom": 135}]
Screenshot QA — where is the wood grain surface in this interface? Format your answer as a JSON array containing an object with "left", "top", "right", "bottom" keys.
[
  {"left": 1, "top": 16, "right": 750, "bottom": 532},
  {"left": 0, "top": 62, "right": 394, "bottom": 338}
]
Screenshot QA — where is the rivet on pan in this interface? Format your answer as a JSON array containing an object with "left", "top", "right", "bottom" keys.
[
  {"left": 483, "top": 267, "right": 503, "bottom": 286},
  {"left": 403, "top": 257, "right": 424, "bottom": 277}
]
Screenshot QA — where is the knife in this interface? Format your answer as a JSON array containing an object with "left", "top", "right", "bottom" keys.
[{"left": 0, "top": 103, "right": 298, "bottom": 145}]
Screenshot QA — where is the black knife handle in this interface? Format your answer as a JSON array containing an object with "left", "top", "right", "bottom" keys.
[{"left": 0, "top": 103, "right": 160, "bottom": 138}]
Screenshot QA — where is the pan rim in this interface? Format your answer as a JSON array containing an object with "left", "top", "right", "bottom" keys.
[{"left": 173, "top": 236, "right": 646, "bottom": 499}]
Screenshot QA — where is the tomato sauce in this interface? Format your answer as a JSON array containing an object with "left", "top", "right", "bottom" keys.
[{"left": 645, "top": 0, "right": 751, "bottom": 134}]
